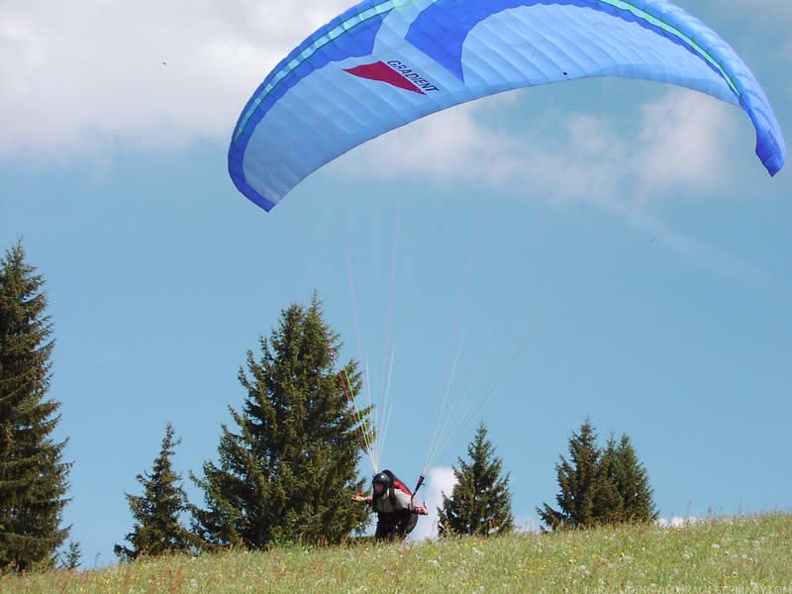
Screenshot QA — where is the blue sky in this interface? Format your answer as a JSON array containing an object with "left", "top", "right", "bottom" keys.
[{"left": 1, "top": 0, "right": 790, "bottom": 565}]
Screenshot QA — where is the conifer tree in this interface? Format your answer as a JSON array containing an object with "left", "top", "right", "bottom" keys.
[
  {"left": 538, "top": 419, "right": 658, "bottom": 530},
  {"left": 601, "top": 433, "right": 658, "bottom": 523},
  {"left": 191, "top": 295, "right": 370, "bottom": 548},
  {"left": 537, "top": 418, "right": 611, "bottom": 530},
  {"left": 0, "top": 239, "right": 71, "bottom": 572},
  {"left": 438, "top": 422, "right": 514, "bottom": 537},
  {"left": 115, "top": 423, "right": 195, "bottom": 560},
  {"left": 59, "top": 541, "right": 82, "bottom": 570}
]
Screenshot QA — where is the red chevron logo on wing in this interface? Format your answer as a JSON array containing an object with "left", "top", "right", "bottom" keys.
[{"left": 344, "top": 61, "right": 431, "bottom": 94}]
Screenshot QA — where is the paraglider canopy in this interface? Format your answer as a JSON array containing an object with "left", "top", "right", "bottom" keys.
[{"left": 228, "top": 0, "right": 785, "bottom": 211}]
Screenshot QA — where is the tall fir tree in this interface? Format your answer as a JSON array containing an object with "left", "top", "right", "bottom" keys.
[
  {"left": 600, "top": 433, "right": 659, "bottom": 524},
  {"left": 438, "top": 422, "right": 514, "bottom": 537},
  {"left": 115, "top": 423, "right": 195, "bottom": 561},
  {"left": 537, "top": 418, "right": 615, "bottom": 530},
  {"left": 191, "top": 295, "right": 370, "bottom": 548},
  {"left": 0, "top": 239, "right": 71, "bottom": 572}
]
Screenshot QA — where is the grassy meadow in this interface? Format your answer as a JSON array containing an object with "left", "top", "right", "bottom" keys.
[{"left": 3, "top": 513, "right": 790, "bottom": 593}]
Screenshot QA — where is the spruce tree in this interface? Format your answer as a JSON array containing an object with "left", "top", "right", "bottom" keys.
[
  {"left": 538, "top": 420, "right": 658, "bottom": 530},
  {"left": 601, "top": 433, "right": 658, "bottom": 523},
  {"left": 59, "top": 541, "right": 82, "bottom": 570},
  {"left": 438, "top": 422, "right": 514, "bottom": 537},
  {"left": 0, "top": 239, "right": 71, "bottom": 572},
  {"left": 597, "top": 434, "right": 625, "bottom": 525},
  {"left": 115, "top": 423, "right": 195, "bottom": 560},
  {"left": 537, "top": 418, "right": 610, "bottom": 530},
  {"left": 191, "top": 295, "right": 370, "bottom": 548}
]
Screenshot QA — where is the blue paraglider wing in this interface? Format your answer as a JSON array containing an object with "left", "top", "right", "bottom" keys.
[{"left": 228, "top": 0, "right": 785, "bottom": 212}]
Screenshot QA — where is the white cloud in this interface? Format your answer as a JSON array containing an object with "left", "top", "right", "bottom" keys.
[
  {"left": 0, "top": 0, "right": 350, "bottom": 159},
  {"left": 349, "top": 87, "right": 742, "bottom": 205},
  {"left": 515, "top": 515, "right": 542, "bottom": 534},
  {"left": 409, "top": 466, "right": 456, "bottom": 541},
  {"left": 344, "top": 87, "right": 767, "bottom": 282},
  {"left": 656, "top": 516, "right": 700, "bottom": 528},
  {"left": 633, "top": 91, "right": 738, "bottom": 194}
]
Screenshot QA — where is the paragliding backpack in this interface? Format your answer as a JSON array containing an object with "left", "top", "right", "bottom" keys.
[{"left": 380, "top": 469, "right": 413, "bottom": 509}]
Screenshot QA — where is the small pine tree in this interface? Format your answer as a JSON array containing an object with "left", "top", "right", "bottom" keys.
[
  {"left": 537, "top": 418, "right": 612, "bottom": 530},
  {"left": 58, "top": 541, "right": 82, "bottom": 571},
  {"left": 0, "top": 239, "right": 71, "bottom": 572},
  {"left": 115, "top": 423, "right": 195, "bottom": 560},
  {"left": 601, "top": 433, "right": 658, "bottom": 523},
  {"left": 190, "top": 295, "right": 370, "bottom": 548},
  {"left": 438, "top": 422, "right": 514, "bottom": 537},
  {"left": 597, "top": 434, "right": 624, "bottom": 525}
]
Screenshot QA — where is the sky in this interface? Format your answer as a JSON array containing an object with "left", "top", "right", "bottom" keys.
[{"left": 1, "top": 0, "right": 790, "bottom": 567}]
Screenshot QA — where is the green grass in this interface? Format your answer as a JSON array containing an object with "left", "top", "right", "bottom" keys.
[{"left": 4, "top": 513, "right": 791, "bottom": 593}]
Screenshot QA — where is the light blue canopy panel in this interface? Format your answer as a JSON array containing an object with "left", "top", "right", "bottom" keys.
[{"left": 229, "top": 0, "right": 785, "bottom": 211}]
